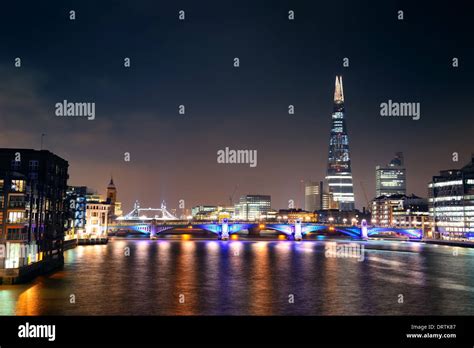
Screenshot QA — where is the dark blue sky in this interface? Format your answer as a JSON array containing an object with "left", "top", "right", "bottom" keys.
[{"left": 0, "top": 0, "right": 472, "bottom": 212}]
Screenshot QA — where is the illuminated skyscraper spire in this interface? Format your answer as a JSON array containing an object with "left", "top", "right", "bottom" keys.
[
  {"left": 334, "top": 76, "right": 344, "bottom": 103},
  {"left": 326, "top": 75, "right": 355, "bottom": 211}
]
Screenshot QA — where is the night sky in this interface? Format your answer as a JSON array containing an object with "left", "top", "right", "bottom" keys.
[{"left": 0, "top": 0, "right": 472, "bottom": 212}]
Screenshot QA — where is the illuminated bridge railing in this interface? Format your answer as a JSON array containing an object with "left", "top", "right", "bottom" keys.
[
  {"left": 109, "top": 220, "right": 422, "bottom": 240},
  {"left": 367, "top": 227, "right": 422, "bottom": 239}
]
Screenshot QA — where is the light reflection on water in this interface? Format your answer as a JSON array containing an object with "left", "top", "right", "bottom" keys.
[{"left": 0, "top": 239, "right": 474, "bottom": 315}]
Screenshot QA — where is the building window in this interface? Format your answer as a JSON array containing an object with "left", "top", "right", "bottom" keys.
[
  {"left": 11, "top": 160, "right": 21, "bottom": 170},
  {"left": 28, "top": 160, "right": 39, "bottom": 171},
  {"left": 8, "top": 211, "right": 25, "bottom": 223},
  {"left": 8, "top": 195, "right": 25, "bottom": 208},
  {"left": 7, "top": 228, "right": 26, "bottom": 240},
  {"left": 11, "top": 180, "right": 26, "bottom": 192}
]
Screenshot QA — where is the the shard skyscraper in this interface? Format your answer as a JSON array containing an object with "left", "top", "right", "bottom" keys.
[{"left": 325, "top": 76, "right": 355, "bottom": 211}]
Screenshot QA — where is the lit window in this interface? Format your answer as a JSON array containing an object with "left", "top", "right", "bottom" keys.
[
  {"left": 11, "top": 180, "right": 25, "bottom": 192},
  {"left": 8, "top": 211, "right": 25, "bottom": 223}
]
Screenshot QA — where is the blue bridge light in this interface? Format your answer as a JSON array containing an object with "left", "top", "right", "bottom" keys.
[{"left": 112, "top": 221, "right": 423, "bottom": 241}]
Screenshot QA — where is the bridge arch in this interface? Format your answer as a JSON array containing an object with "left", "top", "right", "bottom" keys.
[{"left": 367, "top": 227, "right": 421, "bottom": 239}]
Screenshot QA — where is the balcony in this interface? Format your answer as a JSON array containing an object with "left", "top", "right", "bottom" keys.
[
  {"left": 8, "top": 202, "right": 26, "bottom": 209},
  {"left": 6, "top": 231, "right": 28, "bottom": 241},
  {"left": 6, "top": 218, "right": 27, "bottom": 224}
]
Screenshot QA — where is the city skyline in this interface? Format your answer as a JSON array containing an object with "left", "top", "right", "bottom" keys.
[
  {"left": 1, "top": 2, "right": 474, "bottom": 343},
  {"left": 51, "top": 71, "right": 474, "bottom": 214},
  {"left": 0, "top": 1, "right": 472, "bottom": 213},
  {"left": 61, "top": 145, "right": 474, "bottom": 215}
]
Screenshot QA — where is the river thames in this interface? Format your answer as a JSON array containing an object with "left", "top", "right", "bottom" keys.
[{"left": 1, "top": 238, "right": 474, "bottom": 316}]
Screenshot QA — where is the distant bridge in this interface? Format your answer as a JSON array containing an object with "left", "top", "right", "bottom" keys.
[
  {"left": 110, "top": 216, "right": 422, "bottom": 241},
  {"left": 116, "top": 200, "right": 178, "bottom": 221}
]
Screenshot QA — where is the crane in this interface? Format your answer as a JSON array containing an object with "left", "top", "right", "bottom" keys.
[
  {"left": 360, "top": 181, "right": 370, "bottom": 209},
  {"left": 229, "top": 185, "right": 239, "bottom": 206}
]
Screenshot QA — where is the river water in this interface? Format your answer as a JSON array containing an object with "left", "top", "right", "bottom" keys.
[{"left": 1, "top": 238, "right": 474, "bottom": 315}]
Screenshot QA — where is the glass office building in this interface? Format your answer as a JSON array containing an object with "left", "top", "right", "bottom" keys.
[
  {"left": 325, "top": 76, "right": 355, "bottom": 211},
  {"left": 235, "top": 195, "right": 271, "bottom": 220},
  {"left": 428, "top": 155, "right": 474, "bottom": 241},
  {"left": 375, "top": 152, "right": 406, "bottom": 197},
  {"left": 304, "top": 181, "right": 323, "bottom": 212}
]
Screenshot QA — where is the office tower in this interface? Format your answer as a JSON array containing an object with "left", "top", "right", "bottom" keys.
[
  {"left": 376, "top": 152, "right": 407, "bottom": 197},
  {"left": 191, "top": 205, "right": 218, "bottom": 217},
  {"left": 305, "top": 181, "right": 323, "bottom": 212},
  {"left": 325, "top": 76, "right": 355, "bottom": 211},
  {"left": 322, "top": 191, "right": 339, "bottom": 210},
  {"left": 428, "top": 155, "right": 474, "bottom": 241},
  {"left": 234, "top": 195, "right": 271, "bottom": 220}
]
